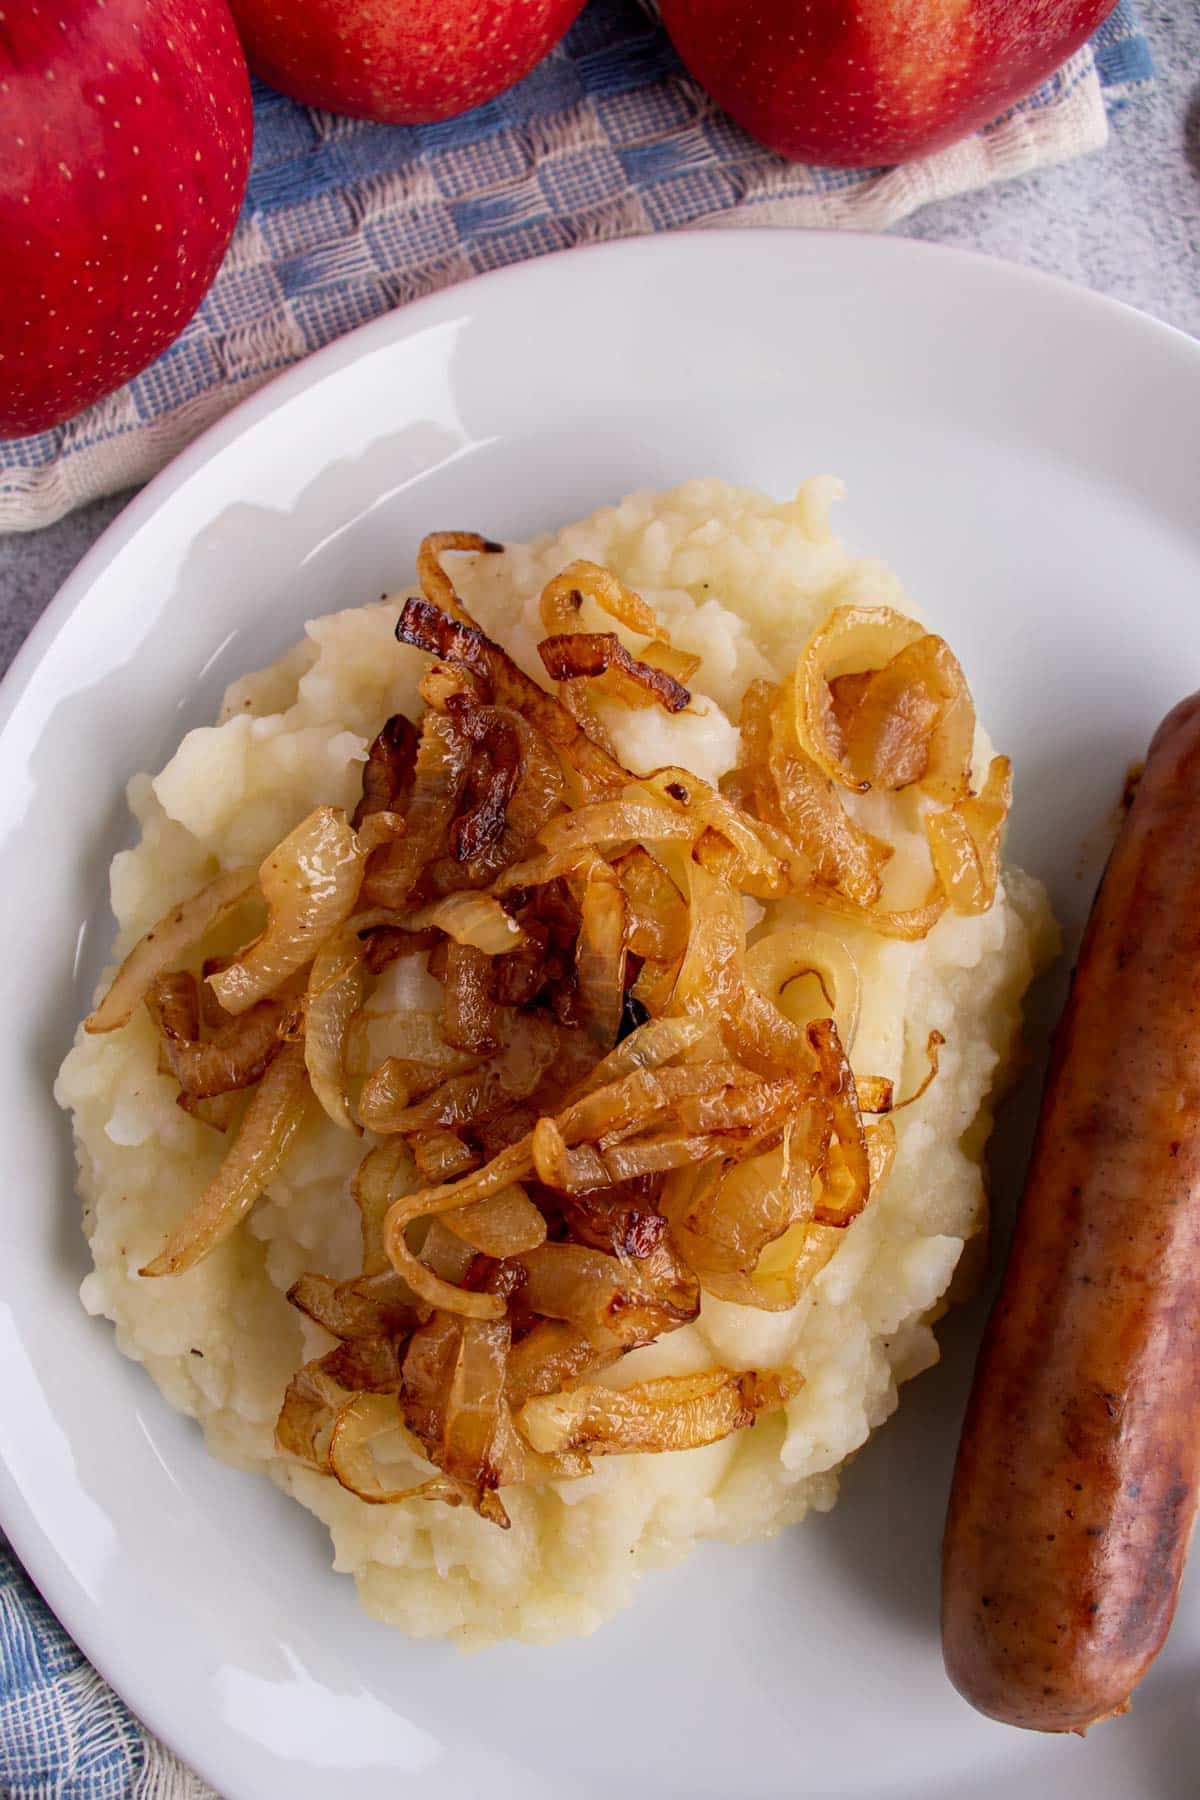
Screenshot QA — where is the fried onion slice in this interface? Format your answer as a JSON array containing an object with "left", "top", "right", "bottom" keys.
[
  {"left": 396, "top": 596, "right": 630, "bottom": 794},
  {"left": 210, "top": 808, "right": 364, "bottom": 1015},
  {"left": 926, "top": 755, "right": 1011, "bottom": 914},
  {"left": 86, "top": 865, "right": 258, "bottom": 1033},
  {"left": 538, "top": 632, "right": 691, "bottom": 714},
  {"left": 140, "top": 1041, "right": 310, "bottom": 1276},
  {"left": 517, "top": 1367, "right": 803, "bottom": 1457}
]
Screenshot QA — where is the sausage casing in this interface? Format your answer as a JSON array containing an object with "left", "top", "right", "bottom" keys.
[{"left": 942, "top": 693, "right": 1200, "bottom": 1732}]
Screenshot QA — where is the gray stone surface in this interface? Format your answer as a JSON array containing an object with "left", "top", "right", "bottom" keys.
[{"left": 1, "top": 3, "right": 1196, "bottom": 680}]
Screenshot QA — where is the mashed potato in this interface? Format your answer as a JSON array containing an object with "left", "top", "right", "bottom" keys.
[{"left": 56, "top": 478, "right": 1054, "bottom": 1645}]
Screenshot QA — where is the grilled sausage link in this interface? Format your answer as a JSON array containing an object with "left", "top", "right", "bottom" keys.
[{"left": 942, "top": 693, "right": 1200, "bottom": 1733}]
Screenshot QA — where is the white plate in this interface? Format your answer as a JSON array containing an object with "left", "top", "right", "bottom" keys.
[{"left": 2, "top": 232, "right": 1199, "bottom": 1800}]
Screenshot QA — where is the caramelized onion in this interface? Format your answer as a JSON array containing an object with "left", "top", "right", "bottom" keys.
[
  {"left": 288, "top": 1269, "right": 424, "bottom": 1341},
  {"left": 517, "top": 1366, "right": 803, "bottom": 1457},
  {"left": 926, "top": 755, "right": 1011, "bottom": 913},
  {"left": 416, "top": 530, "right": 502, "bottom": 626},
  {"left": 442, "top": 1184, "right": 547, "bottom": 1256},
  {"left": 437, "top": 941, "right": 504, "bottom": 1053},
  {"left": 396, "top": 596, "right": 629, "bottom": 794},
  {"left": 575, "top": 859, "right": 627, "bottom": 1050},
  {"left": 516, "top": 1241, "right": 698, "bottom": 1347},
  {"left": 866, "top": 1116, "right": 897, "bottom": 1189},
  {"left": 352, "top": 714, "right": 418, "bottom": 829},
  {"left": 567, "top": 1014, "right": 708, "bottom": 1101},
  {"left": 178, "top": 1090, "right": 241, "bottom": 1133},
  {"left": 894, "top": 1029, "right": 945, "bottom": 1110},
  {"left": 327, "top": 1391, "right": 433, "bottom": 1502},
  {"left": 361, "top": 710, "right": 471, "bottom": 910},
  {"left": 505, "top": 1320, "right": 621, "bottom": 1410},
  {"left": 440, "top": 712, "right": 568, "bottom": 889},
  {"left": 671, "top": 861, "right": 745, "bottom": 1023},
  {"left": 661, "top": 1110, "right": 827, "bottom": 1286},
  {"left": 409, "top": 1128, "right": 480, "bottom": 1182},
  {"left": 795, "top": 606, "right": 927, "bottom": 792},
  {"left": 439, "top": 1314, "right": 511, "bottom": 1497},
  {"left": 304, "top": 928, "right": 368, "bottom": 1132},
  {"left": 86, "top": 865, "right": 258, "bottom": 1033},
  {"left": 146, "top": 972, "right": 293, "bottom": 1099},
  {"left": 352, "top": 1137, "right": 417, "bottom": 1274},
  {"left": 398, "top": 1307, "right": 513, "bottom": 1524},
  {"left": 639, "top": 769, "right": 786, "bottom": 897},
  {"left": 210, "top": 808, "right": 364, "bottom": 1015},
  {"left": 275, "top": 1356, "right": 350, "bottom": 1469},
  {"left": 830, "top": 642, "right": 941, "bottom": 790},
  {"left": 403, "top": 890, "right": 525, "bottom": 954},
  {"left": 140, "top": 1042, "right": 310, "bottom": 1277},
  {"left": 366, "top": 1015, "right": 561, "bottom": 1136},
  {"left": 540, "top": 559, "right": 667, "bottom": 644},
  {"left": 357, "top": 1053, "right": 477, "bottom": 1134},
  {"left": 536, "top": 793, "right": 697, "bottom": 857},
  {"left": 768, "top": 676, "right": 890, "bottom": 905},
  {"left": 390, "top": 1239, "right": 507, "bottom": 1322},
  {"left": 703, "top": 1220, "right": 844, "bottom": 1311},
  {"left": 613, "top": 846, "right": 688, "bottom": 962},
  {"left": 745, "top": 928, "right": 861, "bottom": 1054},
  {"left": 632, "top": 640, "right": 701, "bottom": 688},
  {"left": 446, "top": 702, "right": 521, "bottom": 862},
  {"left": 807, "top": 1017, "right": 870, "bottom": 1227},
  {"left": 799, "top": 610, "right": 976, "bottom": 805},
  {"left": 538, "top": 632, "right": 691, "bottom": 713}
]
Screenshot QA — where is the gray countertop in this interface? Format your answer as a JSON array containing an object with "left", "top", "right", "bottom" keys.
[{"left": 1, "top": 1, "right": 1196, "bottom": 672}]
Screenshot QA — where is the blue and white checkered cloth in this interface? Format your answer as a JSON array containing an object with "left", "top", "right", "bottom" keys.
[
  {"left": 0, "top": 0, "right": 1152, "bottom": 532},
  {"left": 0, "top": 3, "right": 1154, "bottom": 1794}
]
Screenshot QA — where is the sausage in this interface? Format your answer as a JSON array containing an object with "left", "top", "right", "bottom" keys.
[{"left": 941, "top": 693, "right": 1200, "bottom": 1733}]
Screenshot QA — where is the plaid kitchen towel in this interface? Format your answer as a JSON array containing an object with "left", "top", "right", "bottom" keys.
[
  {"left": 0, "top": 0, "right": 1153, "bottom": 532},
  {"left": 0, "top": 2, "right": 1155, "bottom": 1797}
]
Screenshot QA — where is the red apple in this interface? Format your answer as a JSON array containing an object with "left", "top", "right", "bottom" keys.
[
  {"left": 0, "top": 0, "right": 252, "bottom": 438},
  {"left": 658, "top": 0, "right": 1118, "bottom": 167},
  {"left": 227, "top": 0, "right": 586, "bottom": 124}
]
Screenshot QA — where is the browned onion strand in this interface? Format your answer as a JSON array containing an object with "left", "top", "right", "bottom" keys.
[
  {"left": 289, "top": 1270, "right": 426, "bottom": 1342},
  {"left": 361, "top": 710, "right": 472, "bottom": 910},
  {"left": 86, "top": 865, "right": 259, "bottom": 1034},
  {"left": 178, "top": 1089, "right": 241, "bottom": 1133},
  {"left": 516, "top": 1240, "right": 699, "bottom": 1347},
  {"left": 151, "top": 982, "right": 294, "bottom": 1098},
  {"left": 141, "top": 1041, "right": 311, "bottom": 1277},
  {"left": 926, "top": 755, "right": 1011, "bottom": 914},
  {"left": 505, "top": 1319, "right": 622, "bottom": 1410},
  {"left": 353, "top": 713, "right": 419, "bottom": 830},
  {"left": 430, "top": 712, "right": 568, "bottom": 892},
  {"left": 210, "top": 808, "right": 365, "bottom": 1015},
  {"left": 276, "top": 1356, "right": 353, "bottom": 1470},
  {"left": 517, "top": 1367, "right": 804, "bottom": 1457},
  {"left": 101, "top": 535, "right": 998, "bottom": 1525},
  {"left": 893, "top": 1030, "right": 946, "bottom": 1111},
  {"left": 304, "top": 928, "right": 368, "bottom": 1132},
  {"left": 396, "top": 595, "right": 630, "bottom": 795},
  {"left": 445, "top": 701, "right": 522, "bottom": 862},
  {"left": 575, "top": 860, "right": 628, "bottom": 1049},
  {"left": 538, "top": 632, "right": 691, "bottom": 714},
  {"left": 414, "top": 530, "right": 504, "bottom": 627},
  {"left": 437, "top": 940, "right": 505, "bottom": 1054},
  {"left": 540, "top": 559, "right": 668, "bottom": 645}
]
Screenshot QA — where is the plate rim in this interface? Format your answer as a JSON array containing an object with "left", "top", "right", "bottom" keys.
[{"left": 2, "top": 225, "right": 1198, "bottom": 1796}]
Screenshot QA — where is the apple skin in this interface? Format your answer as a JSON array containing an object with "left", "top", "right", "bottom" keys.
[
  {"left": 0, "top": 0, "right": 252, "bottom": 438},
  {"left": 658, "top": 0, "right": 1118, "bottom": 167},
  {"left": 228, "top": 0, "right": 588, "bottom": 124}
]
